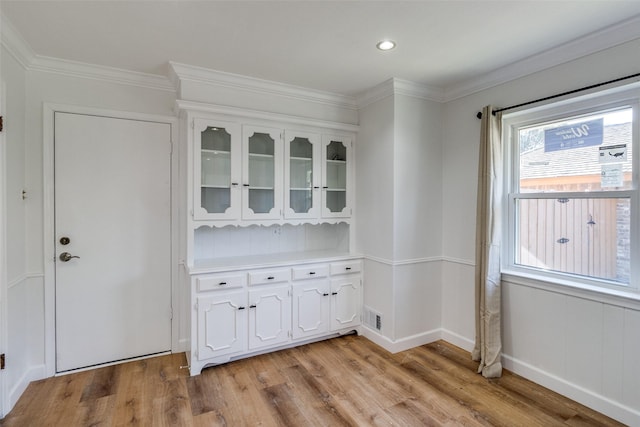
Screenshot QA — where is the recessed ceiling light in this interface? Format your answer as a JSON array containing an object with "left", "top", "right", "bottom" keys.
[{"left": 376, "top": 40, "right": 396, "bottom": 51}]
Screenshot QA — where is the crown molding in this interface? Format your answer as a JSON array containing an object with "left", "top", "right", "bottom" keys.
[
  {"left": 29, "top": 56, "right": 174, "bottom": 92},
  {"left": 1, "top": 14, "right": 173, "bottom": 91},
  {"left": 1, "top": 14, "right": 35, "bottom": 69},
  {"left": 176, "top": 99, "right": 359, "bottom": 133},
  {"left": 444, "top": 14, "right": 640, "bottom": 102},
  {"left": 356, "top": 78, "right": 445, "bottom": 108},
  {"left": 169, "top": 61, "right": 358, "bottom": 112}
]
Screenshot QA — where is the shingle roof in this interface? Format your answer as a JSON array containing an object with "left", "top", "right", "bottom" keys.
[{"left": 520, "top": 123, "right": 632, "bottom": 179}]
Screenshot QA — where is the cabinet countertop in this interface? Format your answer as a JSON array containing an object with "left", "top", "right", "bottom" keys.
[{"left": 188, "top": 250, "right": 363, "bottom": 275}]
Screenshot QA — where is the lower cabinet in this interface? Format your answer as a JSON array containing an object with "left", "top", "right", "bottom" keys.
[
  {"left": 248, "top": 285, "right": 291, "bottom": 351},
  {"left": 197, "top": 290, "right": 247, "bottom": 361},
  {"left": 291, "top": 279, "right": 330, "bottom": 339},
  {"left": 190, "top": 258, "right": 362, "bottom": 376}
]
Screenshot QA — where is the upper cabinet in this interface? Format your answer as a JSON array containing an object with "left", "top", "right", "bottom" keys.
[{"left": 189, "top": 114, "right": 354, "bottom": 226}]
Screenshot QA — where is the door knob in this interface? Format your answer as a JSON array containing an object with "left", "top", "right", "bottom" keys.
[{"left": 59, "top": 252, "right": 80, "bottom": 262}]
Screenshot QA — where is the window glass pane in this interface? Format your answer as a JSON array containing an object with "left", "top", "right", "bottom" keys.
[
  {"left": 519, "top": 108, "right": 632, "bottom": 192},
  {"left": 515, "top": 197, "right": 630, "bottom": 284}
]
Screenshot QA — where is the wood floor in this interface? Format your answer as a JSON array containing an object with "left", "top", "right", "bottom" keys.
[{"left": 1, "top": 336, "right": 624, "bottom": 426}]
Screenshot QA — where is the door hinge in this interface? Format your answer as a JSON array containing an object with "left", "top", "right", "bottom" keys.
[
  {"left": 1, "top": 353, "right": 5, "bottom": 370},
  {"left": 0, "top": 116, "right": 3, "bottom": 132}
]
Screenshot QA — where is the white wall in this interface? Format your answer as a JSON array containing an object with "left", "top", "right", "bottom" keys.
[
  {"left": 1, "top": 42, "right": 39, "bottom": 412},
  {"left": 442, "top": 38, "right": 640, "bottom": 425}
]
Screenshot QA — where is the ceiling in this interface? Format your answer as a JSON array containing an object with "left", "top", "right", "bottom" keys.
[{"left": 3, "top": 1, "right": 640, "bottom": 97}]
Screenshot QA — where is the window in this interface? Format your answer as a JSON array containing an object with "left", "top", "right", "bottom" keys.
[{"left": 504, "top": 87, "right": 639, "bottom": 292}]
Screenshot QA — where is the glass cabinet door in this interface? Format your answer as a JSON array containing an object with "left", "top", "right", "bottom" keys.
[
  {"left": 242, "top": 126, "right": 282, "bottom": 220},
  {"left": 322, "top": 136, "right": 352, "bottom": 218},
  {"left": 284, "top": 131, "right": 320, "bottom": 219},
  {"left": 193, "top": 119, "right": 241, "bottom": 220}
]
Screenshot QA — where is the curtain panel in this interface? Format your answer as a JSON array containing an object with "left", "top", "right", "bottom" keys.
[{"left": 472, "top": 105, "right": 503, "bottom": 378}]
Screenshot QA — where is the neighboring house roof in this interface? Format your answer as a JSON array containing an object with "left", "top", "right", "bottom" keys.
[{"left": 520, "top": 123, "right": 632, "bottom": 180}]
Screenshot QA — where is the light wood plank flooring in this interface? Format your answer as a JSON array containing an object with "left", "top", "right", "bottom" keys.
[{"left": 1, "top": 336, "right": 625, "bottom": 426}]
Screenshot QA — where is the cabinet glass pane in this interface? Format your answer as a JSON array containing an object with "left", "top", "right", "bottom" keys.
[
  {"left": 326, "top": 140, "right": 347, "bottom": 213},
  {"left": 326, "top": 191, "right": 346, "bottom": 213},
  {"left": 248, "top": 189, "right": 274, "bottom": 214},
  {"left": 201, "top": 187, "right": 230, "bottom": 213},
  {"left": 202, "top": 126, "right": 231, "bottom": 151},
  {"left": 290, "top": 137, "right": 313, "bottom": 213},
  {"left": 201, "top": 126, "right": 232, "bottom": 214},
  {"left": 248, "top": 132, "right": 275, "bottom": 213},
  {"left": 290, "top": 189, "right": 312, "bottom": 213}
]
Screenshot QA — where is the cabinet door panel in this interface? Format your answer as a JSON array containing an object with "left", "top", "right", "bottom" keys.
[
  {"left": 331, "top": 276, "right": 361, "bottom": 331},
  {"left": 242, "top": 126, "right": 283, "bottom": 220},
  {"left": 249, "top": 286, "right": 291, "bottom": 350},
  {"left": 193, "top": 119, "right": 241, "bottom": 220},
  {"left": 322, "top": 135, "right": 352, "bottom": 218},
  {"left": 284, "top": 130, "right": 321, "bottom": 219},
  {"left": 292, "top": 280, "right": 330, "bottom": 339},
  {"left": 197, "top": 291, "right": 247, "bottom": 360}
]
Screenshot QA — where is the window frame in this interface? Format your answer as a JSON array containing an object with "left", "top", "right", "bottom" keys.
[{"left": 502, "top": 86, "right": 640, "bottom": 295}]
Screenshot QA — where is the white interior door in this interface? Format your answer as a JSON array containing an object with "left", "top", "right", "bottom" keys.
[{"left": 54, "top": 112, "right": 172, "bottom": 372}]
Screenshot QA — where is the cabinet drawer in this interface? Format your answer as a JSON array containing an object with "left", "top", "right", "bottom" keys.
[
  {"left": 330, "top": 260, "right": 361, "bottom": 276},
  {"left": 292, "top": 264, "right": 329, "bottom": 280},
  {"left": 248, "top": 269, "right": 290, "bottom": 286},
  {"left": 197, "top": 274, "right": 246, "bottom": 292}
]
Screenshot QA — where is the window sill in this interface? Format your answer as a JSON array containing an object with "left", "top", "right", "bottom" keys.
[{"left": 501, "top": 269, "right": 640, "bottom": 310}]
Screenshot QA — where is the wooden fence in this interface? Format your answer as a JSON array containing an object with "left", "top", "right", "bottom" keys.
[{"left": 517, "top": 198, "right": 623, "bottom": 281}]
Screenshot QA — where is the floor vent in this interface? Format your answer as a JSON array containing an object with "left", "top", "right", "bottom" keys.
[{"left": 363, "top": 306, "right": 382, "bottom": 331}]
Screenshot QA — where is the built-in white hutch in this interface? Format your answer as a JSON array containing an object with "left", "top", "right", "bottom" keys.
[{"left": 174, "top": 70, "right": 362, "bottom": 375}]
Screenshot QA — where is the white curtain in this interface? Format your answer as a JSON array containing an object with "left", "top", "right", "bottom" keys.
[{"left": 472, "top": 105, "right": 503, "bottom": 378}]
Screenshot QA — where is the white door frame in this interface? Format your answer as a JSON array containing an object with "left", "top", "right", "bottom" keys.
[
  {"left": 43, "top": 103, "right": 179, "bottom": 377},
  {"left": 0, "top": 82, "right": 8, "bottom": 415}
]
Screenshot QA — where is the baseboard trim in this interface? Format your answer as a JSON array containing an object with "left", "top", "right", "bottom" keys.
[
  {"left": 440, "top": 329, "right": 474, "bottom": 352},
  {"left": 502, "top": 354, "right": 640, "bottom": 426},
  {"left": 360, "top": 326, "right": 441, "bottom": 353},
  {"left": 8, "top": 364, "right": 46, "bottom": 411}
]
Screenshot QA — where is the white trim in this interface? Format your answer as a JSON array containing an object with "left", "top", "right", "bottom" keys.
[
  {"left": 444, "top": 15, "right": 640, "bottom": 102},
  {"left": 7, "top": 273, "right": 42, "bottom": 290},
  {"left": 363, "top": 254, "right": 442, "bottom": 266},
  {"left": 356, "top": 78, "right": 445, "bottom": 108},
  {"left": 169, "top": 61, "right": 357, "bottom": 112},
  {"left": 0, "top": 80, "right": 8, "bottom": 417},
  {"left": 502, "top": 272, "right": 640, "bottom": 311},
  {"left": 0, "top": 14, "right": 34, "bottom": 70},
  {"left": 8, "top": 364, "right": 46, "bottom": 411},
  {"left": 441, "top": 256, "right": 475, "bottom": 267},
  {"left": 502, "top": 353, "right": 640, "bottom": 427},
  {"left": 440, "top": 329, "right": 475, "bottom": 353},
  {"left": 30, "top": 56, "right": 174, "bottom": 92},
  {"left": 175, "top": 100, "right": 359, "bottom": 133},
  {"left": 42, "top": 103, "right": 179, "bottom": 377},
  {"left": 361, "top": 326, "right": 441, "bottom": 353}
]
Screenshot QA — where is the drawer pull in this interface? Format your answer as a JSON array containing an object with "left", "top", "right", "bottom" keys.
[
  {"left": 309, "top": 271, "right": 316, "bottom": 275},
  {"left": 331, "top": 292, "right": 338, "bottom": 295},
  {"left": 323, "top": 293, "right": 329, "bottom": 296},
  {"left": 219, "top": 282, "right": 227, "bottom": 286},
  {"left": 345, "top": 267, "right": 351, "bottom": 270},
  {"left": 249, "top": 304, "right": 257, "bottom": 308},
  {"left": 238, "top": 306, "right": 246, "bottom": 310},
  {"left": 267, "top": 276, "right": 275, "bottom": 280}
]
